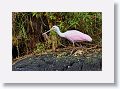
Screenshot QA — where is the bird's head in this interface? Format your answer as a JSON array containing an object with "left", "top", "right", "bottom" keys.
[
  {"left": 42, "top": 25, "right": 60, "bottom": 35},
  {"left": 51, "top": 25, "right": 59, "bottom": 32}
]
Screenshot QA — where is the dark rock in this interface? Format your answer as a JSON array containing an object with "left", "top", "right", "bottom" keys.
[{"left": 12, "top": 52, "right": 102, "bottom": 71}]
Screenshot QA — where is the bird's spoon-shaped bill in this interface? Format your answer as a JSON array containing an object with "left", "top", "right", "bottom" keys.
[{"left": 42, "top": 28, "right": 53, "bottom": 35}]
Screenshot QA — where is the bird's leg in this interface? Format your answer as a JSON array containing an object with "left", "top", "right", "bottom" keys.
[
  {"left": 75, "top": 43, "right": 80, "bottom": 47},
  {"left": 73, "top": 42, "right": 75, "bottom": 47},
  {"left": 70, "top": 42, "right": 75, "bottom": 55},
  {"left": 75, "top": 43, "right": 82, "bottom": 48}
]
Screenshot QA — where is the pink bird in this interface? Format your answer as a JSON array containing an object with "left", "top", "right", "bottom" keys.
[{"left": 43, "top": 25, "right": 92, "bottom": 52}]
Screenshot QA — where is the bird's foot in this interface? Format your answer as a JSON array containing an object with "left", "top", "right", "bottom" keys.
[
  {"left": 75, "top": 43, "right": 83, "bottom": 48},
  {"left": 70, "top": 48, "right": 77, "bottom": 55},
  {"left": 70, "top": 50, "right": 74, "bottom": 55}
]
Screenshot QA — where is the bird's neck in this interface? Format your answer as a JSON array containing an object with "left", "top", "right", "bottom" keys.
[{"left": 56, "top": 29, "right": 65, "bottom": 37}]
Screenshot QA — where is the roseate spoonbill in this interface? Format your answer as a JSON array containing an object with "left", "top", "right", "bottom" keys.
[{"left": 43, "top": 25, "right": 92, "bottom": 53}]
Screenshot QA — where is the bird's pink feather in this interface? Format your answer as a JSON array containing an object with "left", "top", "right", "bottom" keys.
[{"left": 64, "top": 30, "right": 92, "bottom": 42}]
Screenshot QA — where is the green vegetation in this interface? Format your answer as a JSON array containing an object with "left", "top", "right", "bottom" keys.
[{"left": 12, "top": 12, "right": 102, "bottom": 59}]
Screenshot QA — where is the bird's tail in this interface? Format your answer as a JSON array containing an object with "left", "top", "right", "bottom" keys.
[
  {"left": 85, "top": 35, "right": 92, "bottom": 42},
  {"left": 88, "top": 36, "right": 92, "bottom": 42}
]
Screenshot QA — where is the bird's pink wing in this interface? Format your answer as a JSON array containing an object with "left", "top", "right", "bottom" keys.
[
  {"left": 64, "top": 30, "right": 92, "bottom": 42},
  {"left": 64, "top": 30, "right": 84, "bottom": 42}
]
